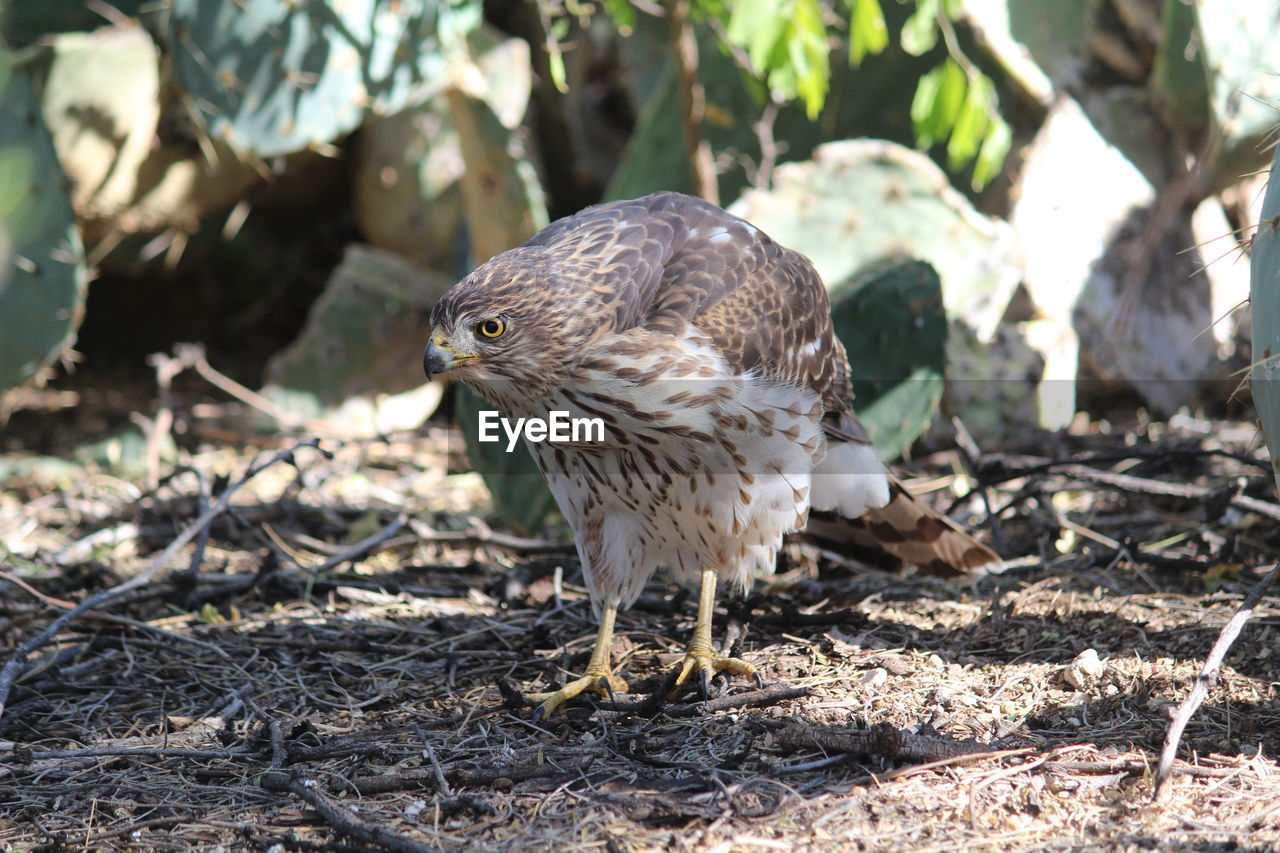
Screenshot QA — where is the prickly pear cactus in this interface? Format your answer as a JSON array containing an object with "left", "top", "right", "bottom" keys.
[
  {"left": 831, "top": 260, "right": 947, "bottom": 460},
  {"left": 1007, "top": 0, "right": 1280, "bottom": 194},
  {"left": 730, "top": 139, "right": 1019, "bottom": 339},
  {"left": 354, "top": 96, "right": 467, "bottom": 273},
  {"left": 266, "top": 244, "right": 454, "bottom": 405},
  {"left": 354, "top": 27, "right": 531, "bottom": 274},
  {"left": 168, "top": 0, "right": 482, "bottom": 157},
  {"left": 447, "top": 87, "right": 548, "bottom": 266},
  {"left": 261, "top": 245, "right": 452, "bottom": 436},
  {"left": 3, "top": 0, "right": 147, "bottom": 47},
  {"left": 1193, "top": 0, "right": 1280, "bottom": 192},
  {"left": 1250, "top": 146, "right": 1280, "bottom": 495},
  {"left": 40, "top": 25, "right": 160, "bottom": 225},
  {"left": 0, "top": 48, "right": 89, "bottom": 395}
]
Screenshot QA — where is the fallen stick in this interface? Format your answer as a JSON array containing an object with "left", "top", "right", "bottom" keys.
[
  {"left": 0, "top": 439, "right": 325, "bottom": 723},
  {"left": 1154, "top": 558, "right": 1280, "bottom": 798},
  {"left": 257, "top": 715, "right": 443, "bottom": 852},
  {"left": 284, "top": 776, "right": 441, "bottom": 853},
  {"left": 988, "top": 457, "right": 1280, "bottom": 523},
  {"left": 772, "top": 719, "right": 994, "bottom": 764}
]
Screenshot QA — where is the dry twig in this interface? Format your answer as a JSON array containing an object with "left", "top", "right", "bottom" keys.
[
  {"left": 772, "top": 719, "right": 996, "bottom": 765},
  {"left": 0, "top": 439, "right": 325, "bottom": 722},
  {"left": 1155, "top": 559, "right": 1280, "bottom": 798},
  {"left": 284, "top": 776, "right": 441, "bottom": 853},
  {"left": 665, "top": 0, "right": 717, "bottom": 203}
]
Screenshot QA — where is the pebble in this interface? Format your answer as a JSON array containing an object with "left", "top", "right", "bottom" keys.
[{"left": 1062, "top": 648, "right": 1106, "bottom": 689}]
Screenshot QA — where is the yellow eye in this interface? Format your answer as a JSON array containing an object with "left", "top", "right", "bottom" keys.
[{"left": 476, "top": 318, "right": 506, "bottom": 339}]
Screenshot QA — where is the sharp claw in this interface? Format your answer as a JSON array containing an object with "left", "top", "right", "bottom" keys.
[
  {"left": 698, "top": 666, "right": 711, "bottom": 700},
  {"left": 531, "top": 703, "right": 549, "bottom": 724},
  {"left": 753, "top": 671, "right": 765, "bottom": 689}
]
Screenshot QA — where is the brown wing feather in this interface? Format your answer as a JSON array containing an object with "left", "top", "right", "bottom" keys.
[{"left": 531, "top": 192, "right": 864, "bottom": 436}]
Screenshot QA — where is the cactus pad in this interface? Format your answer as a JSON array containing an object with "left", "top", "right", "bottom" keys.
[
  {"left": 731, "top": 139, "right": 1019, "bottom": 338},
  {"left": 168, "top": 0, "right": 482, "bottom": 157},
  {"left": 0, "top": 50, "right": 88, "bottom": 394},
  {"left": 831, "top": 260, "right": 947, "bottom": 459},
  {"left": 1250, "top": 147, "right": 1280, "bottom": 494}
]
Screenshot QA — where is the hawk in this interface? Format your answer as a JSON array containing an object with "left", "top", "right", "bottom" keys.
[{"left": 423, "top": 192, "right": 998, "bottom": 718}]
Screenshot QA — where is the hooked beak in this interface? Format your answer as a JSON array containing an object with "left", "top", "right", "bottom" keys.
[{"left": 423, "top": 328, "right": 461, "bottom": 381}]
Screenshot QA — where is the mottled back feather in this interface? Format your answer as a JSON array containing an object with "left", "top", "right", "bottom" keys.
[{"left": 520, "top": 193, "right": 861, "bottom": 438}]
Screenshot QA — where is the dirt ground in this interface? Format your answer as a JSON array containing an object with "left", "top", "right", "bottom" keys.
[{"left": 2, "top": 397, "right": 1280, "bottom": 852}]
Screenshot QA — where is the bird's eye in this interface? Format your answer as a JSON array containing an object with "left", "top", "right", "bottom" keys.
[{"left": 476, "top": 318, "right": 506, "bottom": 339}]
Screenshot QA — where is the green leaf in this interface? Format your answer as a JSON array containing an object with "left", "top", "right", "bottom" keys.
[
  {"left": 971, "top": 116, "right": 1011, "bottom": 190},
  {"left": 598, "top": 0, "right": 637, "bottom": 33},
  {"left": 946, "top": 73, "right": 991, "bottom": 170},
  {"left": 910, "top": 65, "right": 943, "bottom": 140},
  {"left": 900, "top": 0, "right": 940, "bottom": 56},
  {"left": 547, "top": 16, "right": 571, "bottom": 92},
  {"left": 847, "top": 0, "right": 889, "bottom": 67},
  {"left": 726, "top": 0, "right": 781, "bottom": 67},
  {"left": 911, "top": 58, "right": 965, "bottom": 148},
  {"left": 725, "top": 0, "right": 831, "bottom": 118}
]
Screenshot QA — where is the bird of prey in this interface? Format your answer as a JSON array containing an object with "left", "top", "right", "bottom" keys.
[{"left": 423, "top": 192, "right": 998, "bottom": 718}]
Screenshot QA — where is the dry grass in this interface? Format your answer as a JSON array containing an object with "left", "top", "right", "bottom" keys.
[{"left": 2, "top": 415, "right": 1280, "bottom": 852}]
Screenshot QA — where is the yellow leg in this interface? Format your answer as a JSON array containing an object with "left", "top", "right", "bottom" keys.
[
  {"left": 529, "top": 601, "right": 628, "bottom": 721},
  {"left": 671, "top": 569, "right": 759, "bottom": 698}
]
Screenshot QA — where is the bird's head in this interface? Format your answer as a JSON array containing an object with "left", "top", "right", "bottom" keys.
[{"left": 423, "top": 247, "right": 598, "bottom": 396}]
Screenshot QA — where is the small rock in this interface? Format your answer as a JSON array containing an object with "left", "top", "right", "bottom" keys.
[
  {"left": 1061, "top": 648, "right": 1106, "bottom": 689},
  {"left": 861, "top": 668, "right": 888, "bottom": 689}
]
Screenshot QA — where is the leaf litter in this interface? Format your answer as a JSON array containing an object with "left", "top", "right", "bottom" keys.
[{"left": 1, "top": 405, "right": 1279, "bottom": 851}]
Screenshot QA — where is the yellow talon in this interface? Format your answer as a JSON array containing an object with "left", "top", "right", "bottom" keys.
[
  {"left": 669, "top": 568, "right": 760, "bottom": 698},
  {"left": 529, "top": 602, "right": 627, "bottom": 721},
  {"left": 529, "top": 670, "right": 628, "bottom": 721}
]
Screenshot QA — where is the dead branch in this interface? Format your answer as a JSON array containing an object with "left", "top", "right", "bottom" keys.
[
  {"left": 179, "top": 342, "right": 304, "bottom": 427},
  {"left": 595, "top": 680, "right": 810, "bottom": 717},
  {"left": 498, "top": 677, "right": 808, "bottom": 719},
  {"left": 1155, "top": 558, "right": 1280, "bottom": 798},
  {"left": 351, "top": 755, "right": 597, "bottom": 795},
  {"left": 1048, "top": 758, "right": 1241, "bottom": 780},
  {"left": 0, "top": 439, "right": 326, "bottom": 723},
  {"left": 772, "top": 719, "right": 994, "bottom": 764},
  {"left": 986, "top": 456, "right": 1280, "bottom": 523},
  {"left": 657, "top": 683, "right": 811, "bottom": 717},
  {"left": 665, "top": 0, "right": 718, "bottom": 203},
  {"left": 283, "top": 775, "right": 442, "bottom": 853},
  {"left": 305, "top": 513, "right": 408, "bottom": 575},
  {"left": 408, "top": 518, "right": 572, "bottom": 554},
  {"left": 258, "top": 712, "right": 445, "bottom": 853},
  {"left": 6, "top": 746, "right": 248, "bottom": 762}
]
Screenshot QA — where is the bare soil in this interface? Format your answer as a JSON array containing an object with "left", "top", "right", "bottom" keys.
[{"left": 2, "top": 401, "right": 1279, "bottom": 852}]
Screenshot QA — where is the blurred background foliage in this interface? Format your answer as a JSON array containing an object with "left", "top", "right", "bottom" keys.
[{"left": 0, "top": 0, "right": 1274, "bottom": 532}]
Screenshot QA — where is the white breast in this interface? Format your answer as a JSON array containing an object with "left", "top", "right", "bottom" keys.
[{"left": 524, "top": 329, "right": 829, "bottom": 611}]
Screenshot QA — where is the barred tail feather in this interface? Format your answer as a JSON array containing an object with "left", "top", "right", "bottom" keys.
[{"left": 802, "top": 477, "right": 1000, "bottom": 579}]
